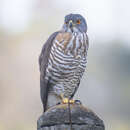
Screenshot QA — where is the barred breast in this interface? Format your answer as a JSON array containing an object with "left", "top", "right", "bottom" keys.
[{"left": 46, "top": 32, "right": 89, "bottom": 98}]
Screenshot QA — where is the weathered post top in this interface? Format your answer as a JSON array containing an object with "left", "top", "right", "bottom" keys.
[{"left": 37, "top": 103, "right": 105, "bottom": 130}]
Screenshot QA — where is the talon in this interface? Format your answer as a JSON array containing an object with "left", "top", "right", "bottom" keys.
[
  {"left": 62, "top": 98, "right": 75, "bottom": 104},
  {"left": 62, "top": 98, "right": 69, "bottom": 104},
  {"left": 60, "top": 94, "right": 75, "bottom": 104},
  {"left": 56, "top": 102, "right": 61, "bottom": 105},
  {"left": 69, "top": 99, "right": 75, "bottom": 104},
  {"left": 75, "top": 100, "right": 82, "bottom": 105}
]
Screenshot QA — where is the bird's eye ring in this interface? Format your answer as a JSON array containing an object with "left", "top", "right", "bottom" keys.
[{"left": 76, "top": 19, "right": 81, "bottom": 24}]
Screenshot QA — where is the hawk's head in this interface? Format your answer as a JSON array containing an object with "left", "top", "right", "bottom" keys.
[{"left": 62, "top": 14, "right": 87, "bottom": 33}]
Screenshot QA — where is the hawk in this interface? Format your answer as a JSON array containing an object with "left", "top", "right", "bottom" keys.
[{"left": 39, "top": 14, "right": 89, "bottom": 112}]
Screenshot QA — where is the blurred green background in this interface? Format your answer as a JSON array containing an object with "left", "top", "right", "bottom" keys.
[{"left": 0, "top": 0, "right": 130, "bottom": 130}]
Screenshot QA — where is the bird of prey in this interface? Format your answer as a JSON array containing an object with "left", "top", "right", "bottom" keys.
[{"left": 39, "top": 14, "right": 89, "bottom": 112}]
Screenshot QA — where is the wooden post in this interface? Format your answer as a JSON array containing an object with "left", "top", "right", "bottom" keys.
[{"left": 37, "top": 103, "right": 105, "bottom": 130}]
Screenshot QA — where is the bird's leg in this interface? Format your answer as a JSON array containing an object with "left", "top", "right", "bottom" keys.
[
  {"left": 69, "top": 99, "right": 75, "bottom": 104},
  {"left": 60, "top": 93, "right": 69, "bottom": 104},
  {"left": 60, "top": 94, "right": 75, "bottom": 104}
]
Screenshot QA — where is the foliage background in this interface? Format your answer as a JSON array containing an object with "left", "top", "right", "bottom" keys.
[{"left": 0, "top": 0, "right": 130, "bottom": 130}]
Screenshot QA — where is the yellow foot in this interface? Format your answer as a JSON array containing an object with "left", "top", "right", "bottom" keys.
[
  {"left": 62, "top": 98, "right": 75, "bottom": 104},
  {"left": 69, "top": 99, "right": 75, "bottom": 104}
]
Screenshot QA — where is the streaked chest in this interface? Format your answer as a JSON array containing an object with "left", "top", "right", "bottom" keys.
[{"left": 46, "top": 32, "right": 88, "bottom": 80}]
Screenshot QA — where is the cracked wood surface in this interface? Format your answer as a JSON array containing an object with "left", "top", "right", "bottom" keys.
[{"left": 37, "top": 103, "right": 105, "bottom": 130}]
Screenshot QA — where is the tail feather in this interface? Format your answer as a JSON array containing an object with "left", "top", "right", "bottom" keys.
[{"left": 40, "top": 76, "right": 49, "bottom": 112}]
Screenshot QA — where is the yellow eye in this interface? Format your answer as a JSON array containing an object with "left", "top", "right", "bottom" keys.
[{"left": 76, "top": 19, "right": 81, "bottom": 24}]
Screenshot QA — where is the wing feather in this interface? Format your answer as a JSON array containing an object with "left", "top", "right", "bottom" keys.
[{"left": 39, "top": 31, "right": 59, "bottom": 112}]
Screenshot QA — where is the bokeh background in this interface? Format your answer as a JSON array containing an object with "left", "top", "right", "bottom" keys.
[{"left": 0, "top": 0, "right": 130, "bottom": 130}]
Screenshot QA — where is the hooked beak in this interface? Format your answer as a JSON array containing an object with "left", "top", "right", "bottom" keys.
[
  {"left": 69, "top": 20, "right": 73, "bottom": 28},
  {"left": 68, "top": 20, "right": 75, "bottom": 32}
]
